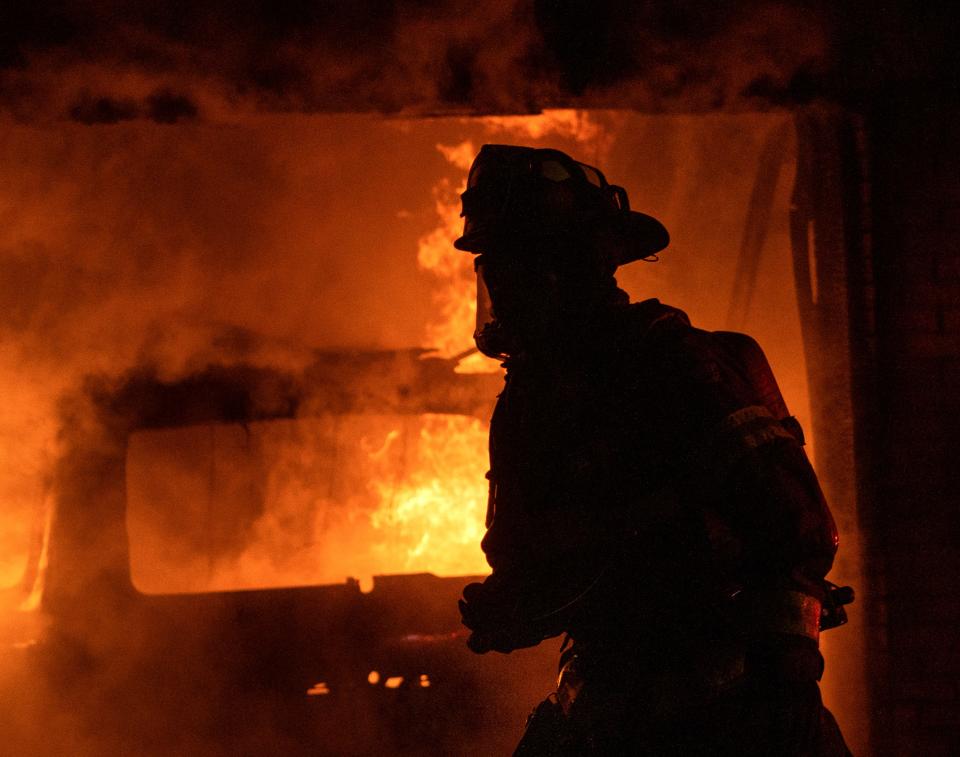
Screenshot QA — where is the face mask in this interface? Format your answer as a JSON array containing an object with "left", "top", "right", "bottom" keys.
[{"left": 473, "top": 254, "right": 562, "bottom": 360}]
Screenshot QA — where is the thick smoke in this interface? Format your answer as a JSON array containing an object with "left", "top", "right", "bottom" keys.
[
  {"left": 69, "top": 90, "right": 199, "bottom": 125},
  {"left": 0, "top": 0, "right": 840, "bottom": 123},
  {"left": 5, "top": 1, "right": 957, "bottom": 122}
]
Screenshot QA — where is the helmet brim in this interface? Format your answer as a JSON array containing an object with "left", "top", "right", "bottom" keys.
[
  {"left": 453, "top": 224, "right": 502, "bottom": 253},
  {"left": 454, "top": 210, "right": 670, "bottom": 264},
  {"left": 618, "top": 210, "right": 670, "bottom": 264}
]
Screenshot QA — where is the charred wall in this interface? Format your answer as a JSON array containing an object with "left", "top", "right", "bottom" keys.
[
  {"left": 790, "top": 105, "right": 872, "bottom": 754},
  {"left": 792, "top": 93, "right": 960, "bottom": 757},
  {"left": 861, "top": 95, "right": 960, "bottom": 757}
]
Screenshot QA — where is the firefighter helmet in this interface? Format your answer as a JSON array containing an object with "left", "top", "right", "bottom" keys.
[{"left": 454, "top": 144, "right": 669, "bottom": 265}]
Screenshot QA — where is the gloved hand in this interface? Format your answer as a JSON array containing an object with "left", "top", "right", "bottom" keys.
[
  {"left": 458, "top": 577, "right": 554, "bottom": 654},
  {"left": 458, "top": 548, "right": 610, "bottom": 654}
]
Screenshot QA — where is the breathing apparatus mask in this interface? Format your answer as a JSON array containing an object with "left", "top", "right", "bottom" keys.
[{"left": 454, "top": 144, "right": 670, "bottom": 360}]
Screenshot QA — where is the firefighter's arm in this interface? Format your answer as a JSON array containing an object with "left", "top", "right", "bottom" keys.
[
  {"left": 658, "top": 326, "right": 838, "bottom": 680},
  {"left": 459, "top": 505, "right": 611, "bottom": 654},
  {"left": 704, "top": 404, "right": 838, "bottom": 603},
  {"left": 709, "top": 418, "right": 837, "bottom": 682},
  {"left": 459, "top": 473, "right": 683, "bottom": 654}
]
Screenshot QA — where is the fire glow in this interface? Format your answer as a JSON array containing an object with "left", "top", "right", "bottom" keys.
[
  {"left": 127, "top": 413, "right": 492, "bottom": 592},
  {"left": 119, "top": 111, "right": 625, "bottom": 594},
  {"left": 0, "top": 105, "right": 864, "bottom": 756},
  {"left": 2, "top": 109, "right": 815, "bottom": 602}
]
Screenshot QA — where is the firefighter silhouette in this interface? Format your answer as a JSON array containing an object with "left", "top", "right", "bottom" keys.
[{"left": 455, "top": 145, "right": 852, "bottom": 755}]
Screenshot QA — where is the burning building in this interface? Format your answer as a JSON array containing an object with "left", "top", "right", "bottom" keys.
[{"left": 0, "top": 3, "right": 958, "bottom": 756}]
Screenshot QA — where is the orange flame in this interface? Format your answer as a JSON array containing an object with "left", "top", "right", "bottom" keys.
[
  {"left": 368, "top": 414, "right": 489, "bottom": 576},
  {"left": 128, "top": 413, "right": 491, "bottom": 592}
]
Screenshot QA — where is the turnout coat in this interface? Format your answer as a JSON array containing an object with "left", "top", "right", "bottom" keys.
[{"left": 460, "top": 298, "right": 851, "bottom": 756}]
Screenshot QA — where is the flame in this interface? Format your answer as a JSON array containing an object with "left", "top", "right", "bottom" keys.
[
  {"left": 480, "top": 110, "right": 608, "bottom": 142},
  {"left": 128, "top": 413, "right": 491, "bottom": 592},
  {"left": 0, "top": 370, "right": 54, "bottom": 594},
  {"left": 416, "top": 170, "right": 482, "bottom": 371},
  {"left": 368, "top": 415, "right": 489, "bottom": 576},
  {"left": 306, "top": 682, "right": 331, "bottom": 696}
]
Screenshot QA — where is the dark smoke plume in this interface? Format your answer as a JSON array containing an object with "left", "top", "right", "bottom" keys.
[
  {"left": 3, "top": 0, "right": 956, "bottom": 124},
  {"left": 0, "top": 1, "right": 849, "bottom": 122}
]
